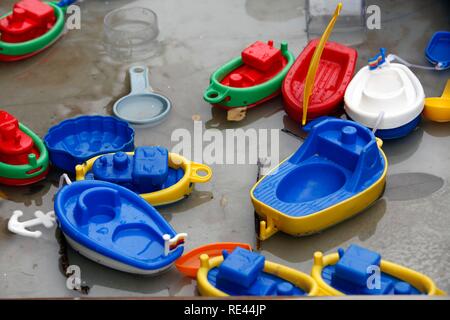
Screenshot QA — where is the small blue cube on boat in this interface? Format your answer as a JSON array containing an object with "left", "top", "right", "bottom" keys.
[
  {"left": 425, "top": 31, "right": 450, "bottom": 70},
  {"left": 334, "top": 244, "right": 381, "bottom": 287},
  {"left": 133, "top": 146, "right": 169, "bottom": 186},
  {"left": 91, "top": 146, "right": 170, "bottom": 193},
  {"left": 44, "top": 116, "right": 135, "bottom": 173},
  {"left": 54, "top": 179, "right": 186, "bottom": 274},
  {"left": 216, "top": 247, "right": 265, "bottom": 289}
]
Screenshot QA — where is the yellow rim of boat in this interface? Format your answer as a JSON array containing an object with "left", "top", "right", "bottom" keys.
[
  {"left": 196, "top": 254, "right": 322, "bottom": 297},
  {"left": 311, "top": 251, "right": 446, "bottom": 296},
  {"left": 75, "top": 152, "right": 212, "bottom": 206},
  {"left": 250, "top": 139, "right": 387, "bottom": 240}
]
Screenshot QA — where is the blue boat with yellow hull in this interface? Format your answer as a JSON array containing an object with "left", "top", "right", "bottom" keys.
[
  {"left": 251, "top": 117, "right": 387, "bottom": 240},
  {"left": 196, "top": 247, "right": 321, "bottom": 297},
  {"left": 311, "top": 244, "right": 446, "bottom": 296}
]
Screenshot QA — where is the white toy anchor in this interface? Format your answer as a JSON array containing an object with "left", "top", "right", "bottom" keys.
[{"left": 8, "top": 210, "right": 56, "bottom": 238}]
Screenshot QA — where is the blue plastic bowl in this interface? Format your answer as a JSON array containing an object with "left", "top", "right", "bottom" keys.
[
  {"left": 425, "top": 31, "right": 450, "bottom": 70},
  {"left": 44, "top": 115, "right": 135, "bottom": 173}
]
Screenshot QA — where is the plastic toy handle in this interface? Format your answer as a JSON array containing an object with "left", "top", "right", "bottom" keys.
[
  {"left": 129, "top": 66, "right": 153, "bottom": 94},
  {"left": 203, "top": 88, "right": 229, "bottom": 104},
  {"left": 189, "top": 163, "right": 213, "bottom": 183},
  {"left": 57, "top": 0, "right": 77, "bottom": 7},
  {"left": 259, "top": 217, "right": 278, "bottom": 240},
  {"left": 302, "top": 3, "right": 342, "bottom": 125}
]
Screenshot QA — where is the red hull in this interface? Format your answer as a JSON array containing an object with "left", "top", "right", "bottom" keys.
[
  {"left": 0, "top": 167, "right": 48, "bottom": 186},
  {"left": 282, "top": 39, "right": 357, "bottom": 124}
]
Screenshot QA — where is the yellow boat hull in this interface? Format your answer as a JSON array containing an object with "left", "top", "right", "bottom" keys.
[
  {"left": 250, "top": 142, "right": 387, "bottom": 240},
  {"left": 311, "top": 251, "right": 446, "bottom": 296},
  {"left": 75, "top": 152, "right": 212, "bottom": 206}
]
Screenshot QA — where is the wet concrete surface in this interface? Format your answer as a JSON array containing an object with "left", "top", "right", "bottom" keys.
[{"left": 0, "top": 0, "right": 449, "bottom": 297}]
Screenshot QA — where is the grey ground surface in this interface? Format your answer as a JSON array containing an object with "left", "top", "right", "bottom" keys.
[{"left": 0, "top": 0, "right": 449, "bottom": 298}]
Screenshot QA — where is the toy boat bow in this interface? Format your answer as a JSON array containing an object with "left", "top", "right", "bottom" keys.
[
  {"left": 194, "top": 246, "right": 320, "bottom": 297},
  {"left": 311, "top": 244, "right": 446, "bottom": 296},
  {"left": 251, "top": 117, "right": 387, "bottom": 240},
  {"left": 75, "top": 146, "right": 212, "bottom": 206},
  {"left": 55, "top": 179, "right": 187, "bottom": 274}
]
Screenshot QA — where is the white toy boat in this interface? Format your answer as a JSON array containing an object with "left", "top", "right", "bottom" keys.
[{"left": 344, "top": 49, "right": 425, "bottom": 139}]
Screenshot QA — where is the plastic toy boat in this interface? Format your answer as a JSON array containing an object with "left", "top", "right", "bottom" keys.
[
  {"left": 0, "top": 0, "right": 77, "bottom": 62},
  {"left": 175, "top": 242, "right": 252, "bottom": 278},
  {"left": 196, "top": 246, "right": 320, "bottom": 296},
  {"left": 55, "top": 179, "right": 187, "bottom": 274},
  {"left": 282, "top": 40, "right": 357, "bottom": 124},
  {"left": 251, "top": 117, "right": 387, "bottom": 240},
  {"left": 311, "top": 244, "right": 446, "bottom": 296},
  {"left": 425, "top": 31, "right": 450, "bottom": 70},
  {"left": 424, "top": 80, "right": 450, "bottom": 122},
  {"left": 345, "top": 48, "right": 425, "bottom": 139},
  {"left": 283, "top": 3, "right": 357, "bottom": 126},
  {"left": 0, "top": 110, "right": 49, "bottom": 185},
  {"left": 75, "top": 146, "right": 212, "bottom": 206},
  {"left": 203, "top": 40, "right": 295, "bottom": 109},
  {"left": 44, "top": 115, "right": 135, "bottom": 173}
]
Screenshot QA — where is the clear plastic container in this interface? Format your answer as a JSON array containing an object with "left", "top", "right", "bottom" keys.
[
  {"left": 103, "top": 7, "right": 160, "bottom": 61},
  {"left": 306, "top": 0, "right": 367, "bottom": 46}
]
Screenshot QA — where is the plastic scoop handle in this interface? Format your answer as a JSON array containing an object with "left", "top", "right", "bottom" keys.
[
  {"left": 302, "top": 3, "right": 342, "bottom": 125},
  {"left": 129, "top": 66, "right": 153, "bottom": 94}
]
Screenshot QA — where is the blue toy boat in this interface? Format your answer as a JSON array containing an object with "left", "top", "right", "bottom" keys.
[
  {"left": 251, "top": 117, "right": 387, "bottom": 240},
  {"left": 82, "top": 146, "right": 183, "bottom": 194},
  {"left": 197, "top": 247, "right": 320, "bottom": 296},
  {"left": 54, "top": 179, "right": 187, "bottom": 274},
  {"left": 312, "top": 244, "right": 446, "bottom": 296},
  {"left": 425, "top": 31, "right": 450, "bottom": 70},
  {"left": 75, "top": 146, "right": 213, "bottom": 206}
]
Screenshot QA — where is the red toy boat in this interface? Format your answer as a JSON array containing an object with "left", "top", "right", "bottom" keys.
[
  {"left": 204, "top": 40, "right": 295, "bottom": 111},
  {"left": 282, "top": 39, "right": 357, "bottom": 123},
  {"left": 0, "top": 0, "right": 60, "bottom": 62},
  {"left": 0, "top": 110, "right": 49, "bottom": 186},
  {"left": 214, "top": 41, "right": 287, "bottom": 110}
]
